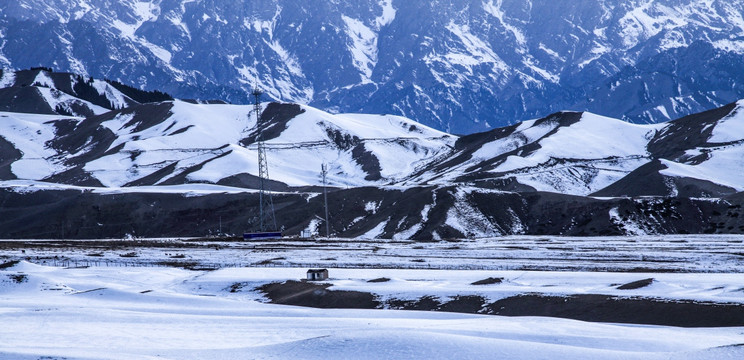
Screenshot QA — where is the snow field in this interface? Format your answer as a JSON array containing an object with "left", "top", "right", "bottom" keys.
[
  {"left": 1, "top": 262, "right": 744, "bottom": 359},
  {"left": 0, "top": 179, "right": 258, "bottom": 196},
  {"left": 3, "top": 235, "right": 744, "bottom": 300},
  {"left": 0, "top": 111, "right": 80, "bottom": 179}
]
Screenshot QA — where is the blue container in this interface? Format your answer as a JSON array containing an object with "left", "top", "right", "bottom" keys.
[{"left": 243, "top": 231, "right": 282, "bottom": 240}]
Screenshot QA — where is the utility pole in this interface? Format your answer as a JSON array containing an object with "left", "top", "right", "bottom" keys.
[{"left": 321, "top": 163, "right": 330, "bottom": 239}]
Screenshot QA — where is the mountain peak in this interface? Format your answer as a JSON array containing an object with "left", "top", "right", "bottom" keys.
[{"left": 2, "top": 1, "right": 743, "bottom": 133}]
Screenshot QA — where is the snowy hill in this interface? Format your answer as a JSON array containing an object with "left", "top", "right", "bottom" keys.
[
  {"left": 78, "top": 101, "right": 454, "bottom": 188},
  {"left": 1, "top": 1, "right": 743, "bottom": 133},
  {"left": 406, "top": 100, "right": 744, "bottom": 198},
  {"left": 0, "top": 68, "right": 171, "bottom": 116},
  {"left": 3, "top": 69, "right": 744, "bottom": 239},
  {"left": 2, "top": 68, "right": 744, "bottom": 197},
  {"left": 0, "top": 70, "right": 455, "bottom": 189},
  {"left": 596, "top": 101, "right": 744, "bottom": 197},
  {"left": 412, "top": 112, "right": 663, "bottom": 195}
]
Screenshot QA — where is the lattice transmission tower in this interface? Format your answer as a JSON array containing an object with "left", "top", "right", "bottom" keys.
[
  {"left": 253, "top": 85, "right": 277, "bottom": 232},
  {"left": 321, "top": 163, "right": 330, "bottom": 239}
]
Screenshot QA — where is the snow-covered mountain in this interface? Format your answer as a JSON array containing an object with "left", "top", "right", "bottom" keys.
[
  {"left": 0, "top": 69, "right": 455, "bottom": 189},
  {"left": 2, "top": 68, "right": 744, "bottom": 199},
  {"left": 3, "top": 68, "right": 744, "bottom": 239},
  {"left": 1, "top": 0, "right": 743, "bottom": 133},
  {"left": 0, "top": 67, "right": 171, "bottom": 116},
  {"left": 416, "top": 101, "right": 744, "bottom": 197}
]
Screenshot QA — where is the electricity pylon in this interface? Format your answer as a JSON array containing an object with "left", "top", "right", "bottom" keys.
[
  {"left": 253, "top": 85, "right": 277, "bottom": 232},
  {"left": 321, "top": 163, "right": 330, "bottom": 239}
]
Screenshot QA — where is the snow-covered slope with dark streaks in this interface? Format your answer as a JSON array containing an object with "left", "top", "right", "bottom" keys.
[
  {"left": 408, "top": 100, "right": 744, "bottom": 197},
  {"left": 4, "top": 70, "right": 744, "bottom": 238},
  {"left": 2, "top": 68, "right": 744, "bottom": 198},
  {"left": 0, "top": 70, "right": 455, "bottom": 189}
]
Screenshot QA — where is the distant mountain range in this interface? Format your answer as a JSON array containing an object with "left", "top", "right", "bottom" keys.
[
  {"left": 1, "top": 0, "right": 743, "bottom": 133},
  {"left": 1, "top": 68, "right": 744, "bottom": 239}
]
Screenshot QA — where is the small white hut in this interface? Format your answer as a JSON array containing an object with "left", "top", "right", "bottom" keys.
[{"left": 306, "top": 269, "right": 329, "bottom": 281}]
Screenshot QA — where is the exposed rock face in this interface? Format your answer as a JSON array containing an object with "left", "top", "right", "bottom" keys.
[
  {"left": 2, "top": 1, "right": 744, "bottom": 133},
  {"left": 0, "top": 185, "right": 740, "bottom": 239}
]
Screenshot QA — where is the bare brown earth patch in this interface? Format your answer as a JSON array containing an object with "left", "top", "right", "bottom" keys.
[
  {"left": 257, "top": 281, "right": 744, "bottom": 327},
  {"left": 257, "top": 280, "right": 380, "bottom": 309},
  {"left": 471, "top": 277, "right": 503, "bottom": 285},
  {"left": 617, "top": 278, "right": 654, "bottom": 290},
  {"left": 484, "top": 294, "right": 744, "bottom": 327}
]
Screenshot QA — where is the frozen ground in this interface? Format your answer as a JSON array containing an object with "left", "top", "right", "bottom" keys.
[
  {"left": 2, "top": 234, "right": 744, "bottom": 272},
  {"left": 1, "top": 236, "right": 744, "bottom": 359},
  {"left": 1, "top": 262, "right": 744, "bottom": 359}
]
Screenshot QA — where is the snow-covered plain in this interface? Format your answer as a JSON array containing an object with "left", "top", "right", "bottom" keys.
[
  {"left": 4, "top": 235, "right": 744, "bottom": 273},
  {"left": 2, "top": 236, "right": 744, "bottom": 359},
  {"left": 1, "top": 260, "right": 744, "bottom": 360}
]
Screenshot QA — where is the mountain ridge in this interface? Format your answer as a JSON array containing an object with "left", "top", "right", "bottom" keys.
[
  {"left": 2, "top": 0, "right": 743, "bottom": 133},
  {"left": 2, "top": 68, "right": 744, "bottom": 199},
  {"left": 2, "top": 68, "right": 744, "bottom": 239}
]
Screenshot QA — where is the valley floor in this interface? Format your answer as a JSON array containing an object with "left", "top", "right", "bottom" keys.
[
  {"left": 1, "top": 236, "right": 744, "bottom": 359},
  {"left": 2, "top": 234, "right": 744, "bottom": 272}
]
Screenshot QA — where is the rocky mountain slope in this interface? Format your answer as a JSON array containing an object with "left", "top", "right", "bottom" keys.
[
  {"left": 1, "top": 68, "right": 744, "bottom": 239},
  {"left": 1, "top": 0, "right": 743, "bottom": 133}
]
